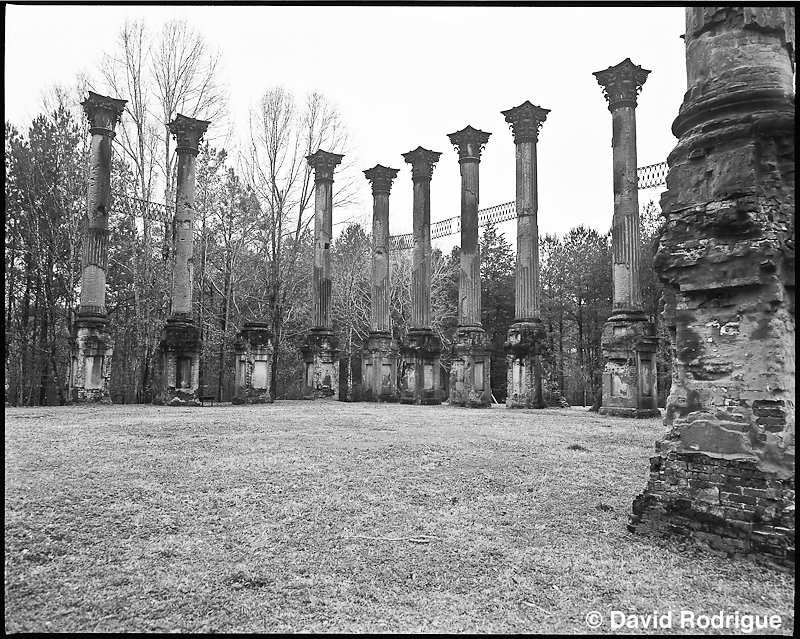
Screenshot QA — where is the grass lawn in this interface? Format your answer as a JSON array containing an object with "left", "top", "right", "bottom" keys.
[{"left": 4, "top": 402, "right": 794, "bottom": 634}]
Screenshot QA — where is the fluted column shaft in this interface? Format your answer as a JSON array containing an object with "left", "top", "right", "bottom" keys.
[
  {"left": 364, "top": 165, "right": 398, "bottom": 334},
  {"left": 79, "top": 93, "right": 125, "bottom": 317},
  {"left": 171, "top": 149, "right": 198, "bottom": 316},
  {"left": 411, "top": 175, "right": 432, "bottom": 329},
  {"left": 459, "top": 158, "right": 481, "bottom": 327},
  {"left": 168, "top": 114, "right": 209, "bottom": 319},
  {"left": 313, "top": 175, "right": 334, "bottom": 329},
  {"left": 306, "top": 150, "right": 344, "bottom": 332},
  {"left": 610, "top": 104, "right": 642, "bottom": 311},
  {"left": 371, "top": 189, "right": 390, "bottom": 331},
  {"left": 514, "top": 138, "right": 540, "bottom": 321},
  {"left": 593, "top": 58, "right": 650, "bottom": 313}
]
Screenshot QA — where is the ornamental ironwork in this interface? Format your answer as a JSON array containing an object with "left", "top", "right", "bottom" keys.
[{"left": 114, "top": 160, "right": 668, "bottom": 250}]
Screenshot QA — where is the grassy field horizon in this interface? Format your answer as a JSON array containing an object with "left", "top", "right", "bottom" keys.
[{"left": 5, "top": 402, "right": 794, "bottom": 633}]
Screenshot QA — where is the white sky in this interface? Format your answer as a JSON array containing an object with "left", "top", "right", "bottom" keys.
[{"left": 4, "top": 4, "right": 686, "bottom": 250}]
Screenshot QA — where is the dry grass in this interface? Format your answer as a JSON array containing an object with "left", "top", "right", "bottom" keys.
[{"left": 4, "top": 402, "right": 794, "bottom": 633}]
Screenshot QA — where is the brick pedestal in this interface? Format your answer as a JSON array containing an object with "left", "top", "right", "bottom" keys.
[
  {"left": 399, "top": 328, "right": 442, "bottom": 405},
  {"left": 232, "top": 322, "right": 274, "bottom": 404},
  {"left": 598, "top": 311, "right": 660, "bottom": 418}
]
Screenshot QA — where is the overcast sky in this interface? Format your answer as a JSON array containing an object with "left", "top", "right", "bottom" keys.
[{"left": 5, "top": 4, "right": 686, "bottom": 249}]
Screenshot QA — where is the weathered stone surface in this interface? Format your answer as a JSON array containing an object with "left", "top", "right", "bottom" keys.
[
  {"left": 448, "top": 126, "right": 492, "bottom": 408},
  {"left": 156, "top": 114, "right": 210, "bottom": 406},
  {"left": 303, "top": 150, "right": 344, "bottom": 400},
  {"left": 400, "top": 148, "right": 443, "bottom": 406},
  {"left": 629, "top": 7, "right": 795, "bottom": 566},
  {"left": 594, "top": 60, "right": 658, "bottom": 417},
  {"left": 362, "top": 166, "right": 400, "bottom": 403},
  {"left": 169, "top": 114, "right": 210, "bottom": 317},
  {"left": 67, "top": 316, "right": 113, "bottom": 405},
  {"left": 232, "top": 322, "right": 274, "bottom": 404},
  {"left": 301, "top": 328, "right": 339, "bottom": 399},
  {"left": 399, "top": 328, "right": 442, "bottom": 405},
  {"left": 154, "top": 317, "right": 201, "bottom": 406},
  {"left": 450, "top": 327, "right": 492, "bottom": 408},
  {"left": 362, "top": 331, "right": 399, "bottom": 403},
  {"left": 69, "top": 92, "right": 126, "bottom": 404},
  {"left": 501, "top": 102, "right": 551, "bottom": 408},
  {"left": 505, "top": 320, "right": 547, "bottom": 409}
]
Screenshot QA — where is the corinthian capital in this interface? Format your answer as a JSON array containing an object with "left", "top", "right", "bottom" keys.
[
  {"left": 593, "top": 58, "right": 650, "bottom": 111},
  {"left": 307, "top": 149, "right": 344, "bottom": 181},
  {"left": 169, "top": 114, "right": 211, "bottom": 155},
  {"left": 81, "top": 91, "right": 126, "bottom": 135},
  {"left": 501, "top": 101, "right": 550, "bottom": 144},
  {"left": 447, "top": 125, "right": 491, "bottom": 162},
  {"left": 364, "top": 164, "right": 399, "bottom": 194},
  {"left": 402, "top": 146, "right": 442, "bottom": 180}
]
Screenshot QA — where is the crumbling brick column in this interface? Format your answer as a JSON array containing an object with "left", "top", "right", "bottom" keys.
[
  {"left": 629, "top": 7, "right": 795, "bottom": 567},
  {"left": 501, "top": 102, "right": 550, "bottom": 409},
  {"left": 594, "top": 59, "right": 660, "bottom": 418},
  {"left": 362, "top": 165, "right": 400, "bottom": 402},
  {"left": 302, "top": 149, "right": 344, "bottom": 399},
  {"left": 399, "top": 147, "right": 443, "bottom": 405},
  {"left": 156, "top": 114, "right": 210, "bottom": 406},
  {"left": 68, "top": 91, "right": 126, "bottom": 404},
  {"left": 232, "top": 322, "right": 274, "bottom": 404},
  {"left": 448, "top": 126, "right": 492, "bottom": 408}
]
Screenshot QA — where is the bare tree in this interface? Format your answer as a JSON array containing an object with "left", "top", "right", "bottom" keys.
[
  {"left": 97, "top": 17, "right": 229, "bottom": 401},
  {"left": 151, "top": 18, "right": 228, "bottom": 202},
  {"left": 243, "top": 87, "right": 358, "bottom": 398}
]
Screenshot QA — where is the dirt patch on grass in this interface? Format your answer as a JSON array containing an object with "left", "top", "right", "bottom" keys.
[{"left": 4, "top": 403, "right": 794, "bottom": 633}]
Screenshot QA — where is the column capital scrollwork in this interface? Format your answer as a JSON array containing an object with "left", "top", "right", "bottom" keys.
[
  {"left": 593, "top": 58, "right": 651, "bottom": 111},
  {"left": 364, "top": 164, "right": 400, "bottom": 194},
  {"left": 307, "top": 149, "right": 345, "bottom": 181},
  {"left": 402, "top": 146, "right": 442, "bottom": 180},
  {"left": 447, "top": 125, "right": 491, "bottom": 162},
  {"left": 81, "top": 91, "right": 126, "bottom": 136},
  {"left": 168, "top": 113, "right": 211, "bottom": 155},
  {"left": 501, "top": 101, "right": 550, "bottom": 144}
]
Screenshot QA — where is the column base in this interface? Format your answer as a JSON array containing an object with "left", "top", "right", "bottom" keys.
[
  {"left": 154, "top": 316, "right": 202, "bottom": 406},
  {"left": 362, "top": 331, "right": 399, "bottom": 403},
  {"left": 629, "top": 451, "right": 795, "bottom": 568},
  {"left": 399, "top": 328, "right": 442, "bottom": 405},
  {"left": 600, "top": 311, "right": 658, "bottom": 417},
  {"left": 67, "top": 314, "right": 113, "bottom": 405},
  {"left": 232, "top": 322, "right": 274, "bottom": 404},
  {"left": 450, "top": 327, "right": 492, "bottom": 408},
  {"left": 300, "top": 328, "right": 339, "bottom": 400},
  {"left": 505, "top": 320, "right": 548, "bottom": 409}
]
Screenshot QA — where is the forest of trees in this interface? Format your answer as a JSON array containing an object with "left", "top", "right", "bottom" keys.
[{"left": 4, "top": 18, "right": 671, "bottom": 407}]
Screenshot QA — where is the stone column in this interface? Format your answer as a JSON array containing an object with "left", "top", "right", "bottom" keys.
[
  {"left": 156, "top": 114, "right": 210, "bottom": 406},
  {"left": 501, "top": 101, "right": 549, "bottom": 409},
  {"left": 232, "top": 322, "right": 274, "bottom": 404},
  {"left": 593, "top": 59, "right": 660, "bottom": 418},
  {"left": 447, "top": 126, "right": 492, "bottom": 408},
  {"left": 68, "top": 91, "right": 126, "bottom": 404},
  {"left": 301, "top": 149, "right": 344, "bottom": 399},
  {"left": 629, "top": 7, "right": 795, "bottom": 566},
  {"left": 399, "top": 146, "right": 443, "bottom": 405},
  {"left": 362, "top": 165, "right": 400, "bottom": 402}
]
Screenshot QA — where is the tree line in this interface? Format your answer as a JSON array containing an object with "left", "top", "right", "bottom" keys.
[{"left": 4, "top": 17, "right": 670, "bottom": 406}]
